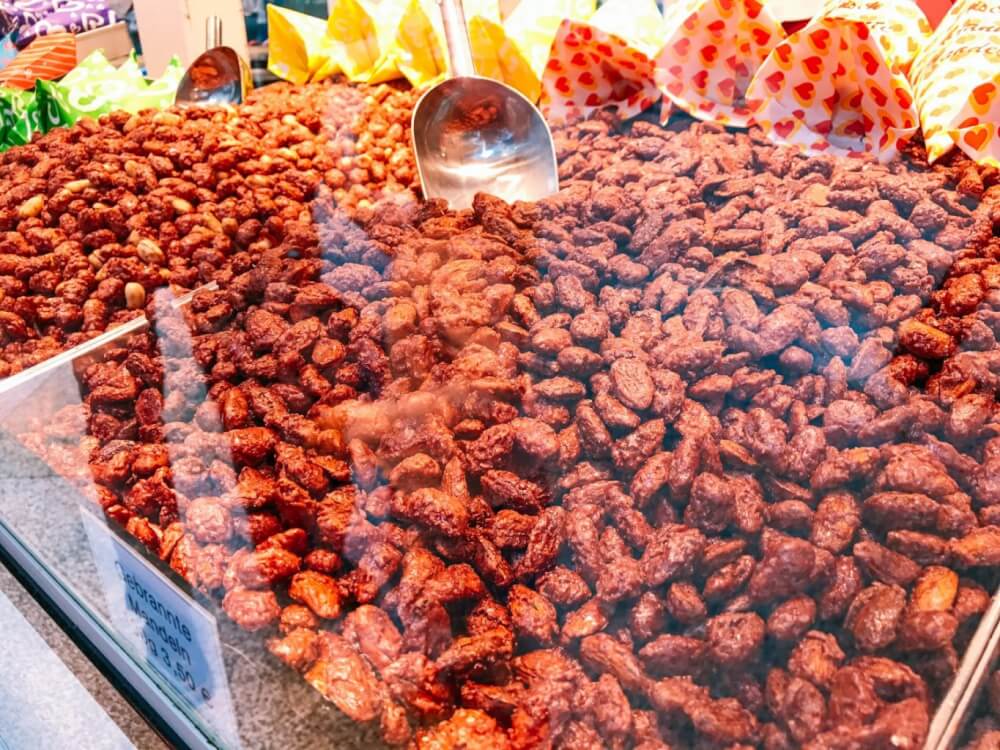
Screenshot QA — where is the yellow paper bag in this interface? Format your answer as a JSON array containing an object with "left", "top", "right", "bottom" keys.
[
  {"left": 654, "top": 0, "right": 785, "bottom": 127},
  {"left": 746, "top": 0, "right": 930, "bottom": 162},
  {"left": 911, "top": 0, "right": 1000, "bottom": 166},
  {"left": 539, "top": 0, "right": 664, "bottom": 123},
  {"left": 267, "top": 5, "right": 341, "bottom": 85},
  {"left": 327, "top": 0, "right": 447, "bottom": 87},
  {"left": 504, "top": 0, "right": 596, "bottom": 79}
]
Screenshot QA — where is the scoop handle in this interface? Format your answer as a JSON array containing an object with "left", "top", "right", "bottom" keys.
[
  {"left": 438, "top": 0, "right": 476, "bottom": 78},
  {"left": 206, "top": 15, "right": 222, "bottom": 51}
]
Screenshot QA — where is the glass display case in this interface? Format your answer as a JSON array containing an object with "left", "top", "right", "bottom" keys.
[{"left": 0, "top": 0, "right": 999, "bottom": 749}]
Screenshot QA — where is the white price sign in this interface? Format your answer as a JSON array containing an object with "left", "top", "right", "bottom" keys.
[{"left": 81, "top": 509, "right": 239, "bottom": 748}]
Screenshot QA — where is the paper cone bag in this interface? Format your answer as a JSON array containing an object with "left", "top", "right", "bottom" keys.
[{"left": 746, "top": 0, "right": 930, "bottom": 161}]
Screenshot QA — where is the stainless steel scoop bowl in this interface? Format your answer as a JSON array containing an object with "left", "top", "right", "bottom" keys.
[
  {"left": 175, "top": 16, "right": 253, "bottom": 107},
  {"left": 412, "top": 0, "right": 559, "bottom": 209}
]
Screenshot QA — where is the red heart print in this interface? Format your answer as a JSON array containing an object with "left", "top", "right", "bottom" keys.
[
  {"left": 752, "top": 28, "right": 771, "bottom": 46},
  {"left": 744, "top": 97, "right": 764, "bottom": 113},
  {"left": 674, "top": 38, "right": 691, "bottom": 56},
  {"left": 964, "top": 126, "right": 990, "bottom": 151},
  {"left": 862, "top": 52, "right": 879, "bottom": 76},
  {"left": 776, "top": 44, "right": 792, "bottom": 64},
  {"left": 849, "top": 91, "right": 863, "bottom": 109},
  {"left": 581, "top": 27, "right": 593, "bottom": 41},
  {"left": 571, "top": 52, "right": 587, "bottom": 66},
  {"left": 693, "top": 70, "right": 709, "bottom": 89},
  {"left": 809, "top": 29, "right": 830, "bottom": 51},
  {"left": 844, "top": 118, "right": 865, "bottom": 137},
  {"left": 597, "top": 43, "right": 613, "bottom": 57},
  {"left": 794, "top": 82, "right": 815, "bottom": 102},
  {"left": 973, "top": 82, "right": 996, "bottom": 106},
  {"left": 708, "top": 20, "right": 725, "bottom": 35},
  {"left": 856, "top": 22, "right": 869, "bottom": 40},
  {"left": 667, "top": 81, "right": 684, "bottom": 97},
  {"left": 792, "top": 109, "right": 805, "bottom": 120},
  {"left": 816, "top": 119, "right": 833, "bottom": 135},
  {"left": 746, "top": 0, "right": 763, "bottom": 18},
  {"left": 555, "top": 76, "right": 571, "bottom": 94},
  {"left": 718, "top": 78, "right": 736, "bottom": 98},
  {"left": 863, "top": 114, "right": 874, "bottom": 133},
  {"left": 895, "top": 88, "right": 912, "bottom": 109},
  {"left": 869, "top": 84, "right": 887, "bottom": 107},
  {"left": 586, "top": 93, "right": 602, "bottom": 106},
  {"left": 620, "top": 59, "right": 637, "bottom": 71},
  {"left": 835, "top": 63, "right": 846, "bottom": 77},
  {"left": 546, "top": 59, "right": 562, "bottom": 71},
  {"left": 669, "top": 65, "right": 683, "bottom": 79},
  {"left": 803, "top": 56, "right": 822, "bottom": 76},
  {"left": 774, "top": 120, "right": 795, "bottom": 139},
  {"left": 718, "top": 0, "right": 734, "bottom": 10},
  {"left": 700, "top": 45, "right": 718, "bottom": 64},
  {"left": 579, "top": 72, "right": 595, "bottom": 86},
  {"left": 765, "top": 71, "right": 784, "bottom": 93},
  {"left": 959, "top": 116, "right": 981, "bottom": 128}
]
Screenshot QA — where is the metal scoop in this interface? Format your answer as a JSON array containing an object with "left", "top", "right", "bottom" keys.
[
  {"left": 412, "top": 0, "right": 559, "bottom": 209},
  {"left": 175, "top": 16, "right": 253, "bottom": 107}
]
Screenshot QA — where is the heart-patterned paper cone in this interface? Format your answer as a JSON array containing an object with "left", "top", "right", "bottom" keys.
[
  {"left": 267, "top": 4, "right": 341, "bottom": 86},
  {"left": 746, "top": 0, "right": 931, "bottom": 161},
  {"left": 654, "top": 0, "right": 785, "bottom": 128},
  {"left": 910, "top": 0, "right": 1000, "bottom": 167},
  {"left": 539, "top": 0, "right": 664, "bottom": 123},
  {"left": 327, "top": 0, "right": 446, "bottom": 88}
]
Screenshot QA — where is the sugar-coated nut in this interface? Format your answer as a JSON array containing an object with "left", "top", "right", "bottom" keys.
[{"left": 124, "top": 282, "right": 146, "bottom": 310}]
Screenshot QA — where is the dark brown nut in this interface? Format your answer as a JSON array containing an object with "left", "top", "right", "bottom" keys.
[
  {"left": 536, "top": 566, "right": 591, "bottom": 608},
  {"left": 268, "top": 627, "right": 321, "bottom": 672},
  {"left": 233, "top": 547, "right": 301, "bottom": 588},
  {"left": 609, "top": 358, "right": 654, "bottom": 411},
  {"left": 508, "top": 584, "right": 558, "bottom": 646},
  {"left": 951, "top": 527, "right": 1000, "bottom": 568},
  {"left": 640, "top": 525, "right": 705, "bottom": 587},
  {"left": 787, "top": 631, "right": 845, "bottom": 690},
  {"left": 390, "top": 487, "right": 469, "bottom": 538},
  {"left": 342, "top": 605, "right": 403, "bottom": 672},
  {"left": 580, "top": 633, "right": 648, "bottom": 694},
  {"left": 853, "top": 540, "right": 921, "bottom": 587},
  {"left": 706, "top": 612, "right": 765, "bottom": 666},
  {"left": 289, "top": 571, "right": 343, "bottom": 620},
  {"left": 747, "top": 535, "right": 816, "bottom": 603},
  {"left": 766, "top": 596, "right": 817, "bottom": 642},
  {"left": 413, "top": 709, "right": 511, "bottom": 750},
  {"left": 561, "top": 597, "right": 610, "bottom": 643},
  {"left": 817, "top": 556, "right": 864, "bottom": 621},
  {"left": 227, "top": 427, "right": 277, "bottom": 465},
  {"left": 436, "top": 628, "right": 514, "bottom": 676},
  {"left": 811, "top": 492, "right": 860, "bottom": 553},
  {"left": 515, "top": 507, "right": 565, "bottom": 580},
  {"left": 684, "top": 473, "right": 734, "bottom": 534},
  {"left": 481, "top": 470, "right": 546, "bottom": 513},
  {"left": 639, "top": 634, "right": 706, "bottom": 677},
  {"left": 223, "top": 588, "right": 280, "bottom": 631},
  {"left": 845, "top": 582, "right": 906, "bottom": 652},
  {"left": 305, "top": 633, "right": 383, "bottom": 723}
]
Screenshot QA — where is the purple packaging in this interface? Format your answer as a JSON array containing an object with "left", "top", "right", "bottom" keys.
[
  {"left": 13, "top": 0, "right": 115, "bottom": 49},
  {"left": 0, "top": 1, "right": 57, "bottom": 33}
]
